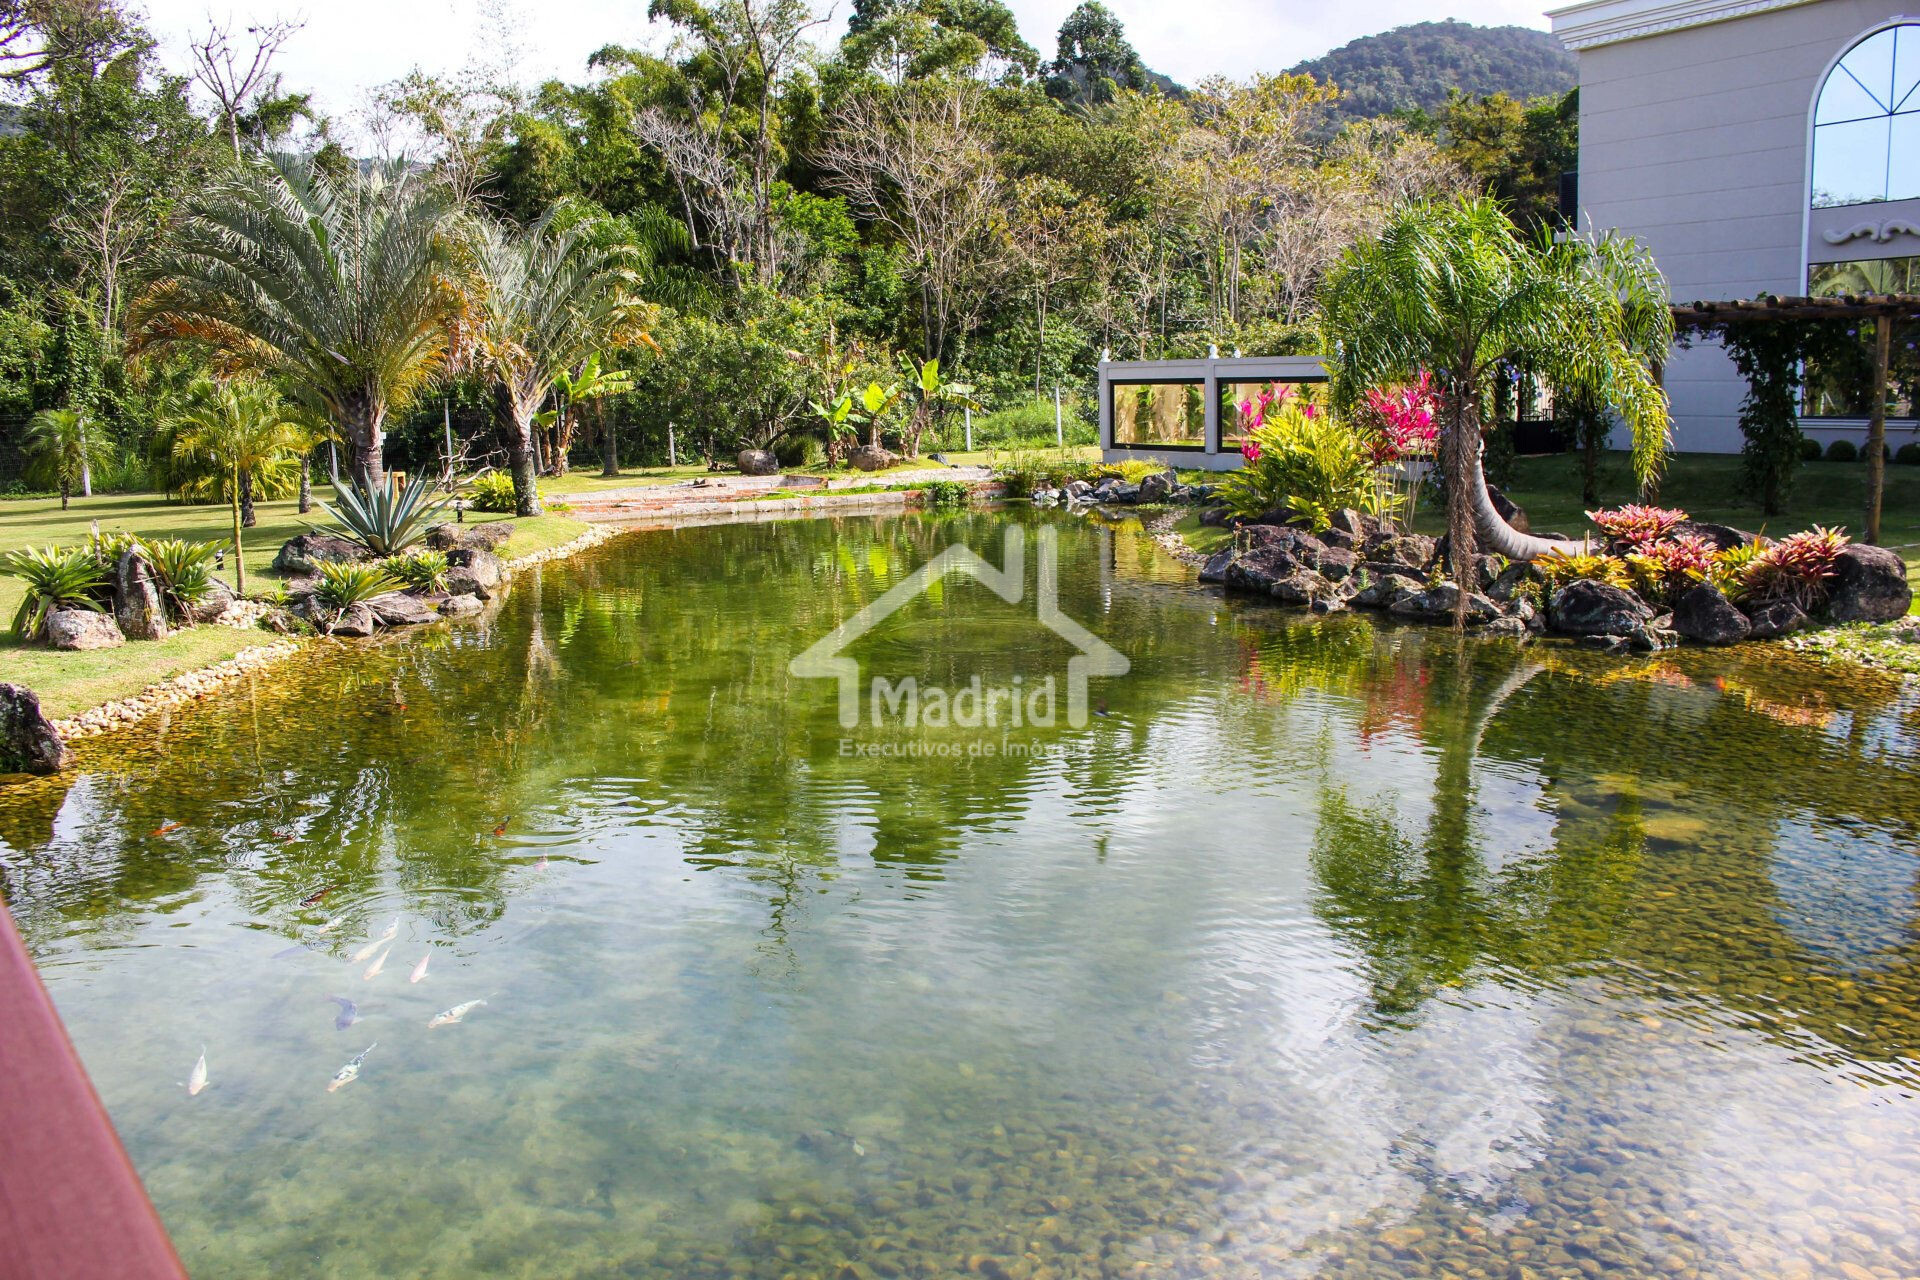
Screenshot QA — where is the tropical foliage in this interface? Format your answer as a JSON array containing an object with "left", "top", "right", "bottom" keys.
[
  {"left": 322, "top": 473, "right": 451, "bottom": 557},
  {"left": 138, "top": 537, "right": 226, "bottom": 620},
  {"left": 465, "top": 470, "right": 521, "bottom": 513},
  {"left": 1220, "top": 401, "right": 1398, "bottom": 530},
  {"left": 4, "top": 545, "right": 109, "bottom": 639},
  {"left": 313, "top": 561, "right": 403, "bottom": 612},
  {"left": 22, "top": 409, "right": 114, "bottom": 508}
]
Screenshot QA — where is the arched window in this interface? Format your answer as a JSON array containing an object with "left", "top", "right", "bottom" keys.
[{"left": 1812, "top": 24, "right": 1920, "bottom": 207}]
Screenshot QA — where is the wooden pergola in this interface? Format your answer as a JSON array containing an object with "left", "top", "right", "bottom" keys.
[{"left": 1672, "top": 293, "right": 1920, "bottom": 544}]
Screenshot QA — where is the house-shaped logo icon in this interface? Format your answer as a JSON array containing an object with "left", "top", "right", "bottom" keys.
[{"left": 789, "top": 526, "right": 1131, "bottom": 729}]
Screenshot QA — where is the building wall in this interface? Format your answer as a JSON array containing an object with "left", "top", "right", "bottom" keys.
[{"left": 1574, "top": 0, "right": 1920, "bottom": 452}]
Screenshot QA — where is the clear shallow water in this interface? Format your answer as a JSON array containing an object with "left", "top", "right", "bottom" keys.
[{"left": 4, "top": 510, "right": 1920, "bottom": 1280}]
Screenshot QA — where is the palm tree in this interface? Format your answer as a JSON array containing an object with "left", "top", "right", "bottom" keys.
[
  {"left": 1320, "top": 196, "right": 1672, "bottom": 624},
  {"left": 22, "top": 408, "right": 112, "bottom": 509},
  {"left": 170, "top": 377, "right": 307, "bottom": 593},
  {"left": 470, "top": 211, "right": 654, "bottom": 516},
  {"left": 130, "top": 154, "right": 461, "bottom": 493}
]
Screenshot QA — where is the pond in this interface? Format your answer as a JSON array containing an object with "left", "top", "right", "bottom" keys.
[{"left": 3, "top": 510, "right": 1920, "bottom": 1280}]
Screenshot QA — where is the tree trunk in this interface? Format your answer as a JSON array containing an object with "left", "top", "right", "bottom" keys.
[
  {"left": 552, "top": 407, "right": 574, "bottom": 477},
  {"left": 600, "top": 405, "right": 619, "bottom": 477},
  {"left": 498, "top": 388, "right": 541, "bottom": 517},
  {"left": 1867, "top": 319, "right": 1891, "bottom": 545},
  {"left": 344, "top": 404, "right": 384, "bottom": 493},
  {"left": 60, "top": 478, "right": 69, "bottom": 510},
  {"left": 231, "top": 466, "right": 246, "bottom": 595},
  {"left": 298, "top": 453, "right": 313, "bottom": 514},
  {"left": 1444, "top": 396, "right": 1479, "bottom": 631},
  {"left": 239, "top": 470, "right": 257, "bottom": 528}
]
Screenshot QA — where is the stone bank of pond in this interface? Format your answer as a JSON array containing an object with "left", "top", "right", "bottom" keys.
[{"left": 3, "top": 510, "right": 1920, "bottom": 1280}]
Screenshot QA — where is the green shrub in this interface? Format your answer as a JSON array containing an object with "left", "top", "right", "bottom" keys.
[
  {"left": 324, "top": 473, "right": 452, "bottom": 555},
  {"left": 138, "top": 538, "right": 225, "bottom": 620},
  {"left": 774, "top": 434, "right": 824, "bottom": 469},
  {"left": 1798, "top": 436, "right": 1824, "bottom": 461},
  {"left": 314, "top": 562, "right": 403, "bottom": 611},
  {"left": 969, "top": 400, "right": 1096, "bottom": 451},
  {"left": 382, "top": 550, "right": 449, "bottom": 592},
  {"left": 1825, "top": 438, "right": 1858, "bottom": 462},
  {"left": 1098, "top": 459, "right": 1168, "bottom": 485},
  {"left": 1896, "top": 442, "right": 1920, "bottom": 464},
  {"left": 2, "top": 544, "right": 109, "bottom": 639},
  {"left": 923, "top": 480, "right": 971, "bottom": 509},
  {"left": 466, "top": 470, "right": 521, "bottom": 513},
  {"left": 1218, "top": 405, "right": 1393, "bottom": 531},
  {"left": 992, "top": 450, "right": 1097, "bottom": 493}
]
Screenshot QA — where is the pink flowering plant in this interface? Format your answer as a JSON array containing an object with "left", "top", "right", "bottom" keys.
[
  {"left": 1740, "top": 525, "right": 1850, "bottom": 609},
  {"left": 1352, "top": 371, "right": 1440, "bottom": 467},
  {"left": 1222, "top": 399, "right": 1400, "bottom": 531},
  {"left": 1587, "top": 504, "right": 1688, "bottom": 545}
]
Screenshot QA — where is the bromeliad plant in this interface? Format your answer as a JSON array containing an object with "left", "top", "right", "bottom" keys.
[
  {"left": 1221, "top": 401, "right": 1402, "bottom": 532},
  {"left": 314, "top": 562, "right": 403, "bottom": 612},
  {"left": 323, "top": 472, "right": 451, "bottom": 557},
  {"left": 382, "top": 550, "right": 449, "bottom": 592},
  {"left": 1588, "top": 504, "right": 1688, "bottom": 546},
  {"left": 3, "top": 545, "right": 109, "bottom": 640},
  {"left": 1740, "top": 526, "right": 1850, "bottom": 610},
  {"left": 1623, "top": 534, "right": 1717, "bottom": 606},
  {"left": 138, "top": 538, "right": 226, "bottom": 621}
]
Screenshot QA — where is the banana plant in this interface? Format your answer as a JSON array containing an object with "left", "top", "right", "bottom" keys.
[
  {"left": 536, "top": 353, "right": 635, "bottom": 477},
  {"left": 898, "top": 357, "right": 980, "bottom": 458},
  {"left": 853, "top": 380, "right": 902, "bottom": 452},
  {"left": 808, "top": 392, "right": 858, "bottom": 465}
]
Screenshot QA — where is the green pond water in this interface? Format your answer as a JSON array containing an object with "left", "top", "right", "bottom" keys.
[{"left": 5, "top": 509, "right": 1920, "bottom": 1280}]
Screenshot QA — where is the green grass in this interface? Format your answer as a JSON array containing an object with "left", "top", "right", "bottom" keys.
[
  {"left": 1172, "top": 511, "right": 1232, "bottom": 557},
  {"left": 0, "top": 488, "right": 591, "bottom": 719}
]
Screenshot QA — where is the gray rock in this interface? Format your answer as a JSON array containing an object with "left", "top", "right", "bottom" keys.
[
  {"left": 1107, "top": 483, "right": 1141, "bottom": 504},
  {"left": 0, "top": 682, "right": 67, "bottom": 774},
  {"left": 1349, "top": 569, "right": 1424, "bottom": 609},
  {"left": 1328, "top": 507, "right": 1386, "bottom": 544},
  {"left": 1489, "top": 559, "right": 1546, "bottom": 603},
  {"left": 737, "top": 448, "right": 780, "bottom": 476},
  {"left": 1316, "top": 547, "right": 1359, "bottom": 580},
  {"left": 1197, "top": 506, "right": 1235, "bottom": 529},
  {"left": 1137, "top": 469, "right": 1177, "bottom": 503},
  {"left": 326, "top": 602, "right": 377, "bottom": 637},
  {"left": 113, "top": 550, "right": 169, "bottom": 641},
  {"left": 1746, "top": 598, "right": 1810, "bottom": 639},
  {"left": 1827, "top": 543, "right": 1913, "bottom": 622},
  {"left": 1671, "top": 520, "right": 1756, "bottom": 551},
  {"left": 1373, "top": 534, "right": 1436, "bottom": 571},
  {"left": 1486, "top": 483, "right": 1530, "bottom": 533},
  {"left": 47, "top": 608, "right": 124, "bottom": 651},
  {"left": 1063, "top": 480, "right": 1094, "bottom": 500},
  {"left": 272, "top": 532, "right": 366, "bottom": 576},
  {"left": 1269, "top": 570, "right": 1331, "bottom": 606},
  {"left": 1389, "top": 583, "right": 1498, "bottom": 625},
  {"left": 367, "top": 592, "right": 439, "bottom": 627},
  {"left": 1548, "top": 580, "right": 1655, "bottom": 636},
  {"left": 425, "top": 522, "right": 512, "bottom": 552},
  {"left": 438, "top": 593, "right": 484, "bottom": 617},
  {"left": 444, "top": 546, "right": 505, "bottom": 599},
  {"left": 848, "top": 445, "right": 896, "bottom": 472},
  {"left": 1670, "top": 583, "right": 1750, "bottom": 645},
  {"left": 1484, "top": 616, "right": 1531, "bottom": 640},
  {"left": 190, "top": 576, "right": 238, "bottom": 624},
  {"left": 1197, "top": 548, "right": 1235, "bottom": 584}
]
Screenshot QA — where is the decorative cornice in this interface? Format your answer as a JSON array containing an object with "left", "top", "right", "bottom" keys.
[
  {"left": 1822, "top": 217, "right": 1920, "bottom": 244},
  {"left": 1547, "top": 0, "right": 1818, "bottom": 50}
]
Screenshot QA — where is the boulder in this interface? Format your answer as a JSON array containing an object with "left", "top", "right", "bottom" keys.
[
  {"left": 1107, "top": 484, "right": 1141, "bottom": 504},
  {"left": 113, "top": 549, "right": 169, "bottom": 641},
  {"left": 367, "top": 592, "right": 440, "bottom": 627},
  {"left": 1373, "top": 534, "right": 1437, "bottom": 571},
  {"left": 439, "top": 593, "right": 485, "bottom": 617},
  {"left": 1489, "top": 560, "right": 1546, "bottom": 603},
  {"left": 1063, "top": 480, "right": 1094, "bottom": 501},
  {"left": 425, "top": 522, "right": 513, "bottom": 552},
  {"left": 1315, "top": 547, "right": 1359, "bottom": 581},
  {"left": 1672, "top": 520, "right": 1757, "bottom": 552},
  {"left": 1197, "top": 548, "right": 1236, "bottom": 585},
  {"left": 1389, "top": 583, "right": 1499, "bottom": 625},
  {"left": 1243, "top": 505, "right": 1303, "bottom": 528},
  {"left": 737, "top": 448, "right": 780, "bottom": 476},
  {"left": 1670, "top": 583, "right": 1751, "bottom": 645},
  {"left": 1329, "top": 507, "right": 1387, "bottom": 545},
  {"left": 0, "top": 683, "right": 67, "bottom": 775},
  {"left": 1137, "top": 468, "right": 1178, "bottom": 503},
  {"left": 272, "top": 532, "right": 366, "bottom": 576},
  {"left": 1349, "top": 569, "right": 1424, "bottom": 610},
  {"left": 1746, "top": 599, "right": 1810, "bottom": 639},
  {"left": 1548, "top": 580, "right": 1656, "bottom": 636},
  {"left": 47, "top": 608, "right": 124, "bottom": 651},
  {"left": 1269, "top": 570, "right": 1331, "bottom": 606},
  {"left": 190, "top": 576, "right": 238, "bottom": 624},
  {"left": 445, "top": 546, "right": 505, "bottom": 599},
  {"left": 1198, "top": 506, "right": 1235, "bottom": 529},
  {"left": 1827, "top": 544, "right": 1913, "bottom": 622},
  {"left": 1484, "top": 616, "right": 1531, "bottom": 641},
  {"left": 1319, "top": 526, "right": 1357, "bottom": 551},
  {"left": 848, "top": 445, "right": 897, "bottom": 472},
  {"left": 326, "top": 602, "right": 377, "bottom": 638}
]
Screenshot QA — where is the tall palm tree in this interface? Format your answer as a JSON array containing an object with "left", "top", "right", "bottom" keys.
[
  {"left": 22, "top": 408, "right": 113, "bottom": 509},
  {"left": 170, "top": 377, "right": 308, "bottom": 593},
  {"left": 470, "top": 210, "right": 654, "bottom": 516},
  {"left": 130, "top": 154, "right": 462, "bottom": 493},
  {"left": 1320, "top": 196, "right": 1672, "bottom": 624}
]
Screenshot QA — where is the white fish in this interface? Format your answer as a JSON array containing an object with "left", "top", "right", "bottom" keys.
[
  {"left": 532, "top": 855, "right": 549, "bottom": 872},
  {"left": 315, "top": 915, "right": 347, "bottom": 935},
  {"left": 327, "top": 1042, "right": 376, "bottom": 1093},
  {"left": 428, "top": 998, "right": 487, "bottom": 1028},
  {"left": 408, "top": 953, "right": 429, "bottom": 983},
  {"left": 185, "top": 1046, "right": 208, "bottom": 1096},
  {"left": 350, "top": 918, "right": 400, "bottom": 962},
  {"left": 362, "top": 945, "right": 392, "bottom": 981}
]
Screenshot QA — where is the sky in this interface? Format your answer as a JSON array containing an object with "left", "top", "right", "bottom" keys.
[{"left": 130, "top": 0, "right": 1556, "bottom": 138}]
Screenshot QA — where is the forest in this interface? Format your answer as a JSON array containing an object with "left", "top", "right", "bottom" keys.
[{"left": 0, "top": 0, "right": 1576, "bottom": 489}]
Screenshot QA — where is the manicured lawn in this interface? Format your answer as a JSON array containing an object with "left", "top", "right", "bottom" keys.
[{"left": 0, "top": 489, "right": 592, "bottom": 718}]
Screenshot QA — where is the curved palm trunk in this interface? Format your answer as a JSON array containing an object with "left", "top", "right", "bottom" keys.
[
  {"left": 1462, "top": 427, "right": 1583, "bottom": 561},
  {"left": 1446, "top": 403, "right": 1584, "bottom": 629},
  {"left": 342, "top": 401, "right": 385, "bottom": 493}
]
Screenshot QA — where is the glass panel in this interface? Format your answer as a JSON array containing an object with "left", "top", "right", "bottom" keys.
[
  {"left": 1810, "top": 256, "right": 1919, "bottom": 295},
  {"left": 1841, "top": 28, "right": 1898, "bottom": 112},
  {"left": 1818, "top": 64, "right": 1888, "bottom": 124},
  {"left": 1890, "top": 112, "right": 1920, "bottom": 201},
  {"left": 1803, "top": 260, "right": 1920, "bottom": 417},
  {"left": 1813, "top": 116, "right": 1891, "bottom": 206},
  {"left": 1898, "top": 26, "right": 1920, "bottom": 110},
  {"left": 1110, "top": 382, "right": 1205, "bottom": 448},
  {"left": 1219, "top": 381, "right": 1327, "bottom": 448}
]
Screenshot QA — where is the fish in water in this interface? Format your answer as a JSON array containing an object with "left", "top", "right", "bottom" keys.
[
  {"left": 327, "top": 996, "right": 360, "bottom": 1030},
  {"left": 300, "top": 885, "right": 335, "bottom": 907},
  {"left": 151, "top": 821, "right": 182, "bottom": 837},
  {"left": 408, "top": 953, "right": 429, "bottom": 983},
  {"left": 315, "top": 915, "right": 346, "bottom": 935},
  {"left": 350, "top": 918, "right": 399, "bottom": 963},
  {"left": 362, "top": 945, "right": 392, "bottom": 981},
  {"left": 327, "top": 1043, "right": 376, "bottom": 1093},
  {"left": 270, "top": 829, "right": 297, "bottom": 843},
  {"left": 428, "top": 999, "right": 487, "bottom": 1028},
  {"left": 492, "top": 818, "right": 511, "bottom": 837},
  {"left": 532, "top": 855, "right": 549, "bottom": 872},
  {"left": 185, "top": 1047, "right": 208, "bottom": 1096}
]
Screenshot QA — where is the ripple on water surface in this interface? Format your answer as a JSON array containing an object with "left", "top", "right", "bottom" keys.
[{"left": 3, "top": 510, "right": 1920, "bottom": 1279}]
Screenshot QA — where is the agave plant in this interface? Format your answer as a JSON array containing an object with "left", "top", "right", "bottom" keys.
[
  {"left": 3, "top": 545, "right": 109, "bottom": 639},
  {"left": 314, "top": 562, "right": 404, "bottom": 611},
  {"left": 138, "top": 538, "right": 226, "bottom": 621},
  {"left": 322, "top": 473, "right": 451, "bottom": 557}
]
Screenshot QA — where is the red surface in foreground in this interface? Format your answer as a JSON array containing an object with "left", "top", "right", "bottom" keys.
[{"left": 0, "top": 894, "right": 184, "bottom": 1280}]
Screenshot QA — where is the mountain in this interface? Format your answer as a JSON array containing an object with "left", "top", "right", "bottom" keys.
[{"left": 1289, "top": 21, "right": 1576, "bottom": 124}]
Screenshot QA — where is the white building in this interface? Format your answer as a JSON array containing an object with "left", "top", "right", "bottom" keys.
[{"left": 1549, "top": 0, "right": 1920, "bottom": 453}]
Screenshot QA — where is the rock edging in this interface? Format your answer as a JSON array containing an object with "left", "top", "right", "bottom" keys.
[
  {"left": 49, "top": 640, "right": 304, "bottom": 741},
  {"left": 503, "top": 523, "right": 617, "bottom": 569}
]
